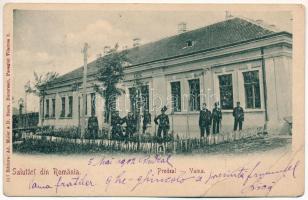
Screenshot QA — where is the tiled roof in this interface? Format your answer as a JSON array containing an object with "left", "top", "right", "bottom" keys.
[{"left": 48, "top": 17, "right": 279, "bottom": 87}]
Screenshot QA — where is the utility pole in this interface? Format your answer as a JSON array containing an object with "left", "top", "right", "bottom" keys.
[
  {"left": 24, "top": 81, "right": 31, "bottom": 114},
  {"left": 81, "top": 43, "right": 89, "bottom": 138}
]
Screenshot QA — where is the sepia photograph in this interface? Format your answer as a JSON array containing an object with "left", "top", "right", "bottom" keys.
[
  {"left": 3, "top": 3, "right": 304, "bottom": 197},
  {"left": 12, "top": 9, "right": 293, "bottom": 154}
]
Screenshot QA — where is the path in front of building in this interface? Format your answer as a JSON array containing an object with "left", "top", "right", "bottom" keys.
[{"left": 191, "top": 134, "right": 291, "bottom": 155}]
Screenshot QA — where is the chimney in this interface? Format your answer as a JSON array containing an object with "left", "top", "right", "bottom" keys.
[
  {"left": 225, "top": 11, "right": 233, "bottom": 20},
  {"left": 133, "top": 38, "right": 141, "bottom": 47},
  {"left": 178, "top": 22, "right": 187, "bottom": 34},
  {"left": 96, "top": 53, "right": 102, "bottom": 58},
  {"left": 103, "top": 46, "right": 111, "bottom": 54}
]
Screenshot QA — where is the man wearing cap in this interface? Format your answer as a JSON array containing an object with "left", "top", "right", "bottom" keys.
[
  {"left": 233, "top": 101, "right": 244, "bottom": 131},
  {"left": 212, "top": 102, "right": 222, "bottom": 134},
  {"left": 123, "top": 112, "right": 137, "bottom": 138},
  {"left": 199, "top": 103, "right": 212, "bottom": 138},
  {"left": 154, "top": 106, "right": 169, "bottom": 138}
]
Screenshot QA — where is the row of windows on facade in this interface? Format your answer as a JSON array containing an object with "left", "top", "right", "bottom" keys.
[
  {"left": 125, "top": 69, "right": 261, "bottom": 114},
  {"left": 44, "top": 93, "right": 96, "bottom": 119},
  {"left": 171, "top": 70, "right": 261, "bottom": 112},
  {"left": 43, "top": 70, "right": 261, "bottom": 118}
]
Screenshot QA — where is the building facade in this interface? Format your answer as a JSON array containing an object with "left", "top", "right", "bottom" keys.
[{"left": 39, "top": 17, "right": 292, "bottom": 137}]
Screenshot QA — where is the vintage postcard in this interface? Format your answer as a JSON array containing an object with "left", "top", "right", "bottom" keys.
[{"left": 3, "top": 3, "right": 304, "bottom": 197}]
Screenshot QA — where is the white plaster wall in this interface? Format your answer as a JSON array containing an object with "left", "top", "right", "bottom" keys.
[
  {"left": 264, "top": 50, "right": 292, "bottom": 132},
  {"left": 39, "top": 36, "right": 292, "bottom": 136}
]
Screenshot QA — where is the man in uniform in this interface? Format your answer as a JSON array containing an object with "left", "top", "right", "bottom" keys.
[
  {"left": 154, "top": 106, "right": 169, "bottom": 138},
  {"left": 111, "top": 111, "right": 123, "bottom": 138},
  {"left": 123, "top": 112, "right": 137, "bottom": 138},
  {"left": 233, "top": 101, "right": 244, "bottom": 131},
  {"left": 212, "top": 102, "right": 222, "bottom": 134},
  {"left": 199, "top": 103, "right": 212, "bottom": 138},
  {"left": 142, "top": 109, "right": 151, "bottom": 134},
  {"left": 88, "top": 113, "right": 99, "bottom": 139}
]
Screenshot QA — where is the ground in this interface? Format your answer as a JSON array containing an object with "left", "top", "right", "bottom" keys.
[{"left": 192, "top": 134, "right": 291, "bottom": 155}]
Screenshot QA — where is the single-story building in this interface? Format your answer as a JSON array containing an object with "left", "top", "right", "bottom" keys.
[{"left": 39, "top": 17, "right": 292, "bottom": 137}]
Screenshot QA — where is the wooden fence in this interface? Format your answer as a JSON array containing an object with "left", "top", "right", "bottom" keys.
[{"left": 19, "top": 127, "right": 265, "bottom": 154}]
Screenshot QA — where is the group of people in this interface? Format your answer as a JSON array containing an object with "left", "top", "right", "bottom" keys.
[
  {"left": 110, "top": 109, "right": 152, "bottom": 139},
  {"left": 199, "top": 101, "right": 244, "bottom": 138},
  {"left": 87, "top": 101, "right": 245, "bottom": 140},
  {"left": 110, "top": 105, "right": 171, "bottom": 139}
]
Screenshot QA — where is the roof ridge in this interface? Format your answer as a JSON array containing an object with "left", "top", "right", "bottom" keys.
[
  {"left": 234, "top": 15, "right": 280, "bottom": 32},
  {"left": 127, "top": 17, "right": 241, "bottom": 51},
  {"left": 50, "top": 17, "right": 281, "bottom": 86}
]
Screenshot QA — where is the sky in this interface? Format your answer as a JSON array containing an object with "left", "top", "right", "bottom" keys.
[{"left": 13, "top": 9, "right": 292, "bottom": 112}]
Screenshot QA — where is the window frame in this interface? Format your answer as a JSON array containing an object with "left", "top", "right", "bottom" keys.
[
  {"left": 170, "top": 81, "right": 182, "bottom": 112},
  {"left": 51, "top": 98, "right": 56, "bottom": 118},
  {"left": 129, "top": 87, "right": 137, "bottom": 114},
  {"left": 90, "top": 93, "right": 96, "bottom": 116},
  {"left": 45, "top": 99, "right": 50, "bottom": 118},
  {"left": 60, "top": 97, "right": 66, "bottom": 118},
  {"left": 188, "top": 78, "right": 201, "bottom": 112},
  {"left": 218, "top": 73, "right": 234, "bottom": 110},
  {"left": 141, "top": 85, "right": 150, "bottom": 112},
  {"left": 129, "top": 84, "right": 150, "bottom": 114},
  {"left": 242, "top": 70, "right": 262, "bottom": 109},
  {"left": 186, "top": 40, "right": 194, "bottom": 47},
  {"left": 67, "top": 96, "right": 73, "bottom": 118}
]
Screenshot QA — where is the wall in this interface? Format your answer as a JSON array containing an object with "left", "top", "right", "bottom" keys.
[
  {"left": 264, "top": 44, "right": 292, "bottom": 133},
  {"left": 39, "top": 34, "right": 292, "bottom": 136}
]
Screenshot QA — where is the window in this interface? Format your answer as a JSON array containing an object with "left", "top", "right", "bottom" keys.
[
  {"left": 51, "top": 99, "right": 55, "bottom": 118},
  {"left": 141, "top": 85, "right": 149, "bottom": 111},
  {"left": 188, "top": 79, "right": 200, "bottom": 111},
  {"left": 171, "top": 81, "right": 181, "bottom": 112},
  {"left": 45, "top": 99, "right": 49, "bottom": 118},
  {"left": 243, "top": 70, "right": 261, "bottom": 109},
  {"left": 186, "top": 40, "right": 194, "bottom": 47},
  {"left": 129, "top": 87, "right": 137, "bottom": 114},
  {"left": 129, "top": 85, "right": 149, "bottom": 114},
  {"left": 60, "top": 97, "right": 65, "bottom": 117},
  {"left": 91, "top": 93, "right": 96, "bottom": 116},
  {"left": 219, "top": 74, "right": 234, "bottom": 110},
  {"left": 68, "top": 96, "right": 73, "bottom": 117}
]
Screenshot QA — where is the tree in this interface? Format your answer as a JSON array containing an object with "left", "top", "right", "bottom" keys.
[
  {"left": 130, "top": 78, "right": 146, "bottom": 133},
  {"left": 94, "top": 44, "right": 128, "bottom": 124},
  {"left": 25, "top": 71, "right": 59, "bottom": 125}
]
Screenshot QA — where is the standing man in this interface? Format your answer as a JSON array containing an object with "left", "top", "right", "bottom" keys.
[
  {"left": 212, "top": 102, "right": 222, "bottom": 134},
  {"left": 199, "top": 103, "right": 212, "bottom": 138},
  {"left": 142, "top": 108, "right": 151, "bottom": 134},
  {"left": 233, "top": 101, "right": 244, "bottom": 131},
  {"left": 111, "top": 111, "right": 123, "bottom": 139},
  {"left": 123, "top": 112, "right": 137, "bottom": 138},
  {"left": 154, "top": 106, "right": 169, "bottom": 138},
  {"left": 88, "top": 113, "right": 98, "bottom": 139}
]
